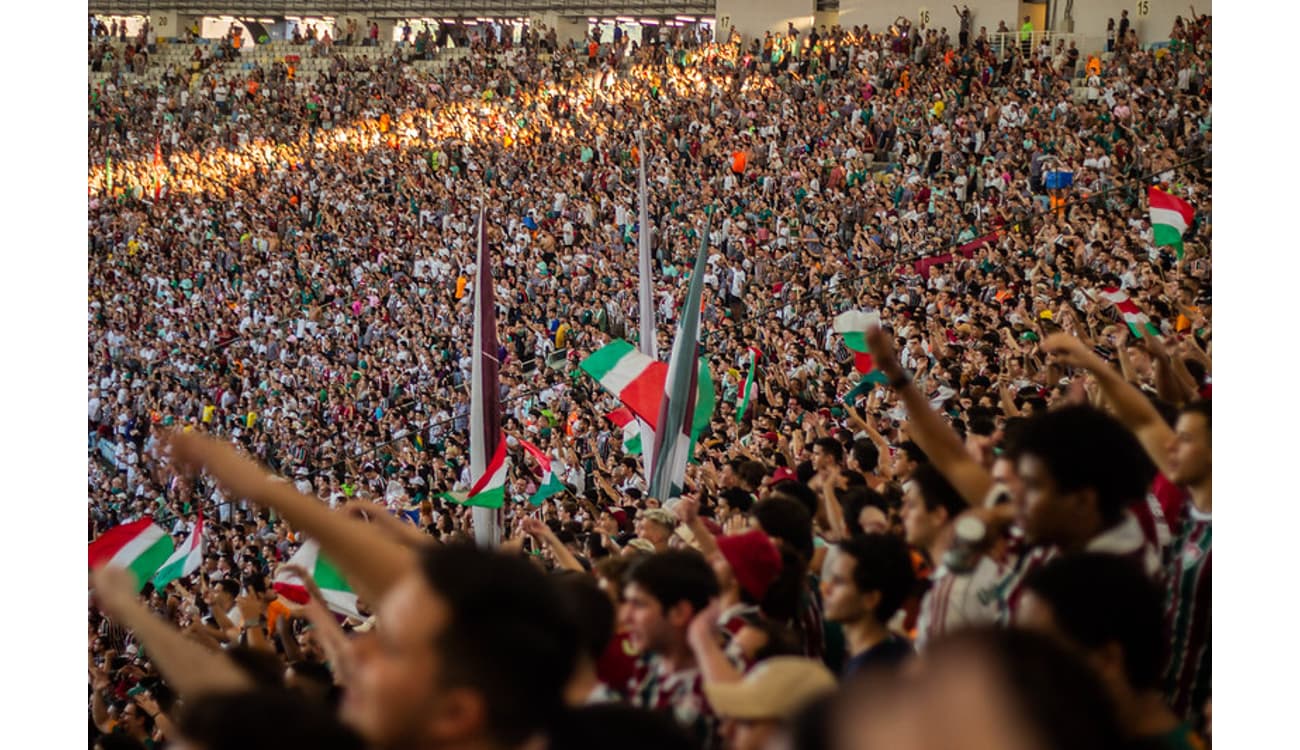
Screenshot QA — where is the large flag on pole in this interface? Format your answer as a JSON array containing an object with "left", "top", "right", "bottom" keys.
[
  {"left": 580, "top": 344, "right": 714, "bottom": 434},
  {"left": 636, "top": 131, "right": 658, "bottom": 488},
  {"left": 647, "top": 214, "right": 714, "bottom": 502},
  {"left": 471, "top": 207, "right": 506, "bottom": 545},
  {"left": 89, "top": 518, "right": 175, "bottom": 591},
  {"left": 151, "top": 514, "right": 204, "bottom": 591},
  {"left": 581, "top": 340, "right": 667, "bottom": 427}
]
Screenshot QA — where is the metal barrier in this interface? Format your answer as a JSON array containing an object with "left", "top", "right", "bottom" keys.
[{"left": 986, "top": 30, "right": 1111, "bottom": 58}]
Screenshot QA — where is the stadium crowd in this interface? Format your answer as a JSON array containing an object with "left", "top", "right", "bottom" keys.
[{"left": 88, "top": 9, "right": 1212, "bottom": 750}]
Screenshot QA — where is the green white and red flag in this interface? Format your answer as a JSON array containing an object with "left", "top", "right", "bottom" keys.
[
  {"left": 607, "top": 407, "right": 644, "bottom": 455},
  {"left": 1149, "top": 186, "right": 1195, "bottom": 258},
  {"left": 151, "top": 514, "right": 204, "bottom": 591},
  {"left": 272, "top": 540, "right": 362, "bottom": 620},
  {"left": 518, "top": 437, "right": 566, "bottom": 505},
  {"left": 88, "top": 518, "right": 175, "bottom": 591},
  {"left": 1100, "top": 287, "right": 1161, "bottom": 338},
  {"left": 581, "top": 340, "right": 667, "bottom": 427},
  {"left": 834, "top": 310, "right": 891, "bottom": 384}
]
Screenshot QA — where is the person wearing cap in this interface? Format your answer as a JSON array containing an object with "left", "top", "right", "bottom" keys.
[
  {"left": 703, "top": 656, "right": 837, "bottom": 750},
  {"left": 681, "top": 490, "right": 795, "bottom": 671}
]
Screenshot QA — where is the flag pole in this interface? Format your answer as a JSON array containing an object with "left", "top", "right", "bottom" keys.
[
  {"left": 636, "top": 130, "right": 658, "bottom": 488},
  {"left": 647, "top": 211, "right": 711, "bottom": 502},
  {"left": 470, "top": 205, "right": 504, "bottom": 547}
]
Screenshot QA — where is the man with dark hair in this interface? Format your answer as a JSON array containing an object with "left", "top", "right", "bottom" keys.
[
  {"left": 721, "top": 459, "right": 766, "bottom": 496},
  {"left": 810, "top": 437, "right": 844, "bottom": 474},
  {"left": 847, "top": 439, "right": 880, "bottom": 485},
  {"left": 621, "top": 551, "right": 722, "bottom": 747},
  {"left": 750, "top": 495, "right": 829, "bottom": 664},
  {"left": 1018, "top": 554, "right": 1204, "bottom": 750},
  {"left": 343, "top": 543, "right": 580, "bottom": 749},
  {"left": 893, "top": 440, "right": 928, "bottom": 482},
  {"left": 1042, "top": 333, "right": 1211, "bottom": 723},
  {"left": 821, "top": 534, "right": 916, "bottom": 677},
  {"left": 861, "top": 329, "right": 1162, "bottom": 630},
  {"left": 1009, "top": 405, "right": 1157, "bottom": 557},
  {"left": 175, "top": 688, "right": 364, "bottom": 750},
  {"left": 751, "top": 495, "right": 814, "bottom": 562},
  {"left": 902, "top": 464, "right": 990, "bottom": 650},
  {"left": 159, "top": 432, "right": 582, "bottom": 750},
  {"left": 735, "top": 460, "right": 768, "bottom": 494},
  {"left": 553, "top": 571, "right": 621, "bottom": 705},
  {"left": 903, "top": 463, "right": 969, "bottom": 564}
]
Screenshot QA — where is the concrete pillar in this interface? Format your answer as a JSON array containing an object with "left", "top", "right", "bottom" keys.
[
  {"left": 150, "top": 10, "right": 198, "bottom": 41},
  {"left": 716, "top": 0, "right": 815, "bottom": 49},
  {"left": 813, "top": 10, "right": 839, "bottom": 30},
  {"left": 529, "top": 12, "right": 587, "bottom": 49}
]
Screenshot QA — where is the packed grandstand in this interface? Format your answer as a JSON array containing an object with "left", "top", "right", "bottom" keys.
[{"left": 88, "top": 9, "right": 1211, "bottom": 750}]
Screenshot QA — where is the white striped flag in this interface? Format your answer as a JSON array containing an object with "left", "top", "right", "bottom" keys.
[
  {"left": 273, "top": 540, "right": 362, "bottom": 620},
  {"left": 608, "top": 407, "right": 643, "bottom": 454},
  {"left": 151, "top": 514, "right": 205, "bottom": 591},
  {"left": 1149, "top": 186, "right": 1195, "bottom": 259},
  {"left": 88, "top": 518, "right": 175, "bottom": 591},
  {"left": 519, "top": 438, "right": 566, "bottom": 505},
  {"left": 648, "top": 215, "right": 716, "bottom": 501},
  {"left": 1100, "top": 287, "right": 1161, "bottom": 338},
  {"left": 636, "top": 131, "right": 658, "bottom": 489},
  {"left": 469, "top": 208, "right": 507, "bottom": 541}
]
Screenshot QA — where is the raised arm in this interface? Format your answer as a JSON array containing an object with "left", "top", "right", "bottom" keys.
[
  {"left": 1041, "top": 333, "right": 1177, "bottom": 477},
  {"left": 89, "top": 663, "right": 114, "bottom": 733},
  {"left": 90, "top": 566, "right": 252, "bottom": 698},
  {"left": 676, "top": 494, "right": 721, "bottom": 560},
  {"left": 844, "top": 404, "right": 893, "bottom": 477},
  {"left": 812, "top": 470, "right": 850, "bottom": 542},
  {"left": 163, "top": 431, "right": 416, "bottom": 606},
  {"left": 997, "top": 374, "right": 1023, "bottom": 418},
  {"left": 866, "top": 326, "right": 996, "bottom": 506},
  {"left": 279, "top": 563, "right": 355, "bottom": 686},
  {"left": 522, "top": 518, "right": 584, "bottom": 572},
  {"left": 686, "top": 601, "right": 743, "bottom": 685}
]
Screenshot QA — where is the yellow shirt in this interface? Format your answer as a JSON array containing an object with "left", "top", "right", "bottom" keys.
[{"left": 202, "top": 405, "right": 216, "bottom": 423}]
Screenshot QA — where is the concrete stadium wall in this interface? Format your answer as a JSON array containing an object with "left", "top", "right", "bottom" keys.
[{"left": 722, "top": 0, "right": 1209, "bottom": 46}]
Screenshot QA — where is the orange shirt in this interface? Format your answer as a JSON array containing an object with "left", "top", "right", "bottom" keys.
[{"left": 266, "top": 598, "right": 292, "bottom": 635}]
